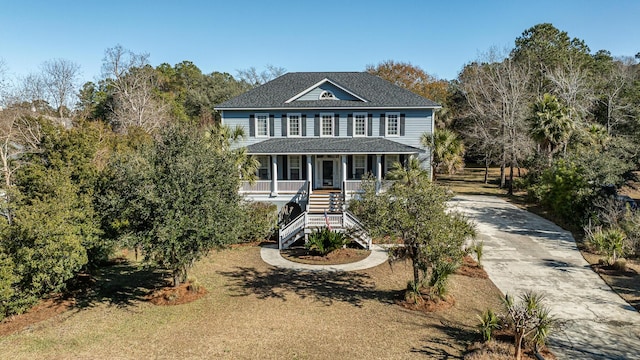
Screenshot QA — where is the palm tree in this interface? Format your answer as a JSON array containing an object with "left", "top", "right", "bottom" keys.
[
  {"left": 204, "top": 124, "right": 259, "bottom": 184},
  {"left": 421, "top": 128, "right": 465, "bottom": 181},
  {"left": 528, "top": 93, "right": 575, "bottom": 161},
  {"left": 385, "top": 155, "right": 430, "bottom": 187}
]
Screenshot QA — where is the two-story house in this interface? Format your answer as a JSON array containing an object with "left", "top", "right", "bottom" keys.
[{"left": 216, "top": 72, "right": 440, "bottom": 249}]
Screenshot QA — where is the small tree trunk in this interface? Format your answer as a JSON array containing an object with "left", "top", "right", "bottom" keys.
[
  {"left": 412, "top": 257, "right": 420, "bottom": 288},
  {"left": 173, "top": 269, "right": 180, "bottom": 288},
  {"left": 515, "top": 331, "right": 524, "bottom": 360},
  {"left": 484, "top": 157, "right": 489, "bottom": 184},
  {"left": 508, "top": 162, "right": 514, "bottom": 195},
  {"left": 500, "top": 163, "right": 505, "bottom": 188}
]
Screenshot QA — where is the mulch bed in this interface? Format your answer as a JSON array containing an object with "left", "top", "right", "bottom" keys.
[
  {"left": 147, "top": 282, "right": 207, "bottom": 306},
  {"left": 398, "top": 294, "right": 456, "bottom": 313},
  {"left": 280, "top": 247, "right": 371, "bottom": 265},
  {"left": 456, "top": 255, "right": 489, "bottom": 278}
]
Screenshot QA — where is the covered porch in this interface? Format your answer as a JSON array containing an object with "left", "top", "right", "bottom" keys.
[{"left": 240, "top": 138, "right": 425, "bottom": 200}]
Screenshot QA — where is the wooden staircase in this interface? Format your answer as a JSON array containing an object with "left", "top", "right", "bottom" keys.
[{"left": 307, "top": 190, "right": 344, "bottom": 213}]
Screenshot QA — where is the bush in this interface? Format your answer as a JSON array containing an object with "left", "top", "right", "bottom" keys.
[
  {"left": 237, "top": 201, "right": 277, "bottom": 242},
  {"left": 528, "top": 159, "right": 591, "bottom": 224},
  {"left": 477, "top": 308, "right": 501, "bottom": 342},
  {"left": 586, "top": 226, "right": 627, "bottom": 265},
  {"left": 428, "top": 259, "right": 461, "bottom": 298},
  {"left": 305, "top": 228, "right": 350, "bottom": 256}
]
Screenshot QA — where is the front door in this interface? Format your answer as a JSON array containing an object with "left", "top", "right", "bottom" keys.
[{"left": 322, "top": 160, "right": 334, "bottom": 187}]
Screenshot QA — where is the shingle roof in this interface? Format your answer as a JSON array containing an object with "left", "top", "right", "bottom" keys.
[
  {"left": 216, "top": 72, "right": 440, "bottom": 109},
  {"left": 246, "top": 138, "right": 424, "bottom": 155}
]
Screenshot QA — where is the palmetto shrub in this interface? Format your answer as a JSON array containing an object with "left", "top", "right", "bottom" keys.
[
  {"left": 477, "top": 308, "right": 502, "bottom": 342},
  {"left": 586, "top": 226, "right": 627, "bottom": 265},
  {"left": 305, "top": 228, "right": 350, "bottom": 256}
]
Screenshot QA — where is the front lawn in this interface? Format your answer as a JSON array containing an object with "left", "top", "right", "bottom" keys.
[{"left": 0, "top": 245, "right": 505, "bottom": 359}]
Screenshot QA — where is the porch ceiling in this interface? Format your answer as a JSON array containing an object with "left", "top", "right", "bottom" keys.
[{"left": 246, "top": 138, "right": 424, "bottom": 155}]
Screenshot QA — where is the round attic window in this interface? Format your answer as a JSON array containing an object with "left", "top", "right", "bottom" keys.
[{"left": 319, "top": 90, "right": 336, "bottom": 100}]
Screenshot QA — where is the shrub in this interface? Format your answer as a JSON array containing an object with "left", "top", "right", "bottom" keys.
[
  {"left": 586, "top": 227, "right": 627, "bottom": 265},
  {"left": 428, "top": 259, "right": 461, "bottom": 299},
  {"left": 237, "top": 201, "right": 277, "bottom": 242},
  {"left": 473, "top": 241, "right": 484, "bottom": 268},
  {"left": 305, "top": 228, "right": 350, "bottom": 256},
  {"left": 477, "top": 308, "right": 501, "bottom": 342}
]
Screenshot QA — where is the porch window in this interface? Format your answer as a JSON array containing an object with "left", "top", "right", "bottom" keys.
[
  {"left": 288, "top": 155, "right": 301, "bottom": 180},
  {"left": 354, "top": 112, "right": 367, "bottom": 137},
  {"left": 353, "top": 155, "right": 366, "bottom": 179},
  {"left": 321, "top": 113, "right": 334, "bottom": 137},
  {"left": 256, "top": 113, "right": 269, "bottom": 137},
  {"left": 386, "top": 113, "right": 399, "bottom": 136},
  {"left": 287, "top": 113, "right": 301, "bottom": 137},
  {"left": 385, "top": 154, "right": 400, "bottom": 175},
  {"left": 257, "top": 155, "right": 270, "bottom": 180}
]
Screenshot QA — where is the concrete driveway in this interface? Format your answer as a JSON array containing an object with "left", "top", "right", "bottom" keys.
[{"left": 451, "top": 195, "right": 640, "bottom": 359}]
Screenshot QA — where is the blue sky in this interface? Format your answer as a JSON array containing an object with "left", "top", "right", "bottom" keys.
[{"left": 1, "top": 0, "right": 639, "bottom": 83}]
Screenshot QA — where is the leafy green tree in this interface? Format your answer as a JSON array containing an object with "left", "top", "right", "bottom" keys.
[
  {"left": 349, "top": 174, "right": 475, "bottom": 299},
  {"left": 421, "top": 128, "right": 465, "bottom": 180},
  {"left": 102, "top": 124, "right": 243, "bottom": 286},
  {"left": 512, "top": 23, "right": 592, "bottom": 95}
]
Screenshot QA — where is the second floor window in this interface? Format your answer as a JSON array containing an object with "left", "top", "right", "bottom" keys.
[
  {"left": 256, "top": 113, "right": 269, "bottom": 137},
  {"left": 288, "top": 114, "right": 301, "bottom": 137},
  {"left": 386, "top": 113, "right": 399, "bottom": 136},
  {"left": 321, "top": 113, "right": 334, "bottom": 136},
  {"left": 354, "top": 113, "right": 367, "bottom": 136}
]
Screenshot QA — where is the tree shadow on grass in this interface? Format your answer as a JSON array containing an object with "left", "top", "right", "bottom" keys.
[
  {"left": 219, "top": 266, "right": 400, "bottom": 307},
  {"left": 410, "top": 322, "right": 479, "bottom": 359},
  {"left": 72, "top": 261, "right": 169, "bottom": 309}
]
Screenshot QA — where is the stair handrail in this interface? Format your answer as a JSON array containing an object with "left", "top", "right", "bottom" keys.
[
  {"left": 343, "top": 211, "right": 372, "bottom": 249},
  {"left": 279, "top": 212, "right": 306, "bottom": 249}
]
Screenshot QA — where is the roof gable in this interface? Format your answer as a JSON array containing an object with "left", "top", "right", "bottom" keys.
[
  {"left": 285, "top": 78, "right": 368, "bottom": 103},
  {"left": 216, "top": 72, "right": 441, "bottom": 110}
]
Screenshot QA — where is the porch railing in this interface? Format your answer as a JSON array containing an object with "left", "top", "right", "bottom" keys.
[
  {"left": 278, "top": 180, "right": 306, "bottom": 193},
  {"left": 240, "top": 180, "right": 306, "bottom": 194},
  {"left": 240, "top": 180, "right": 270, "bottom": 193}
]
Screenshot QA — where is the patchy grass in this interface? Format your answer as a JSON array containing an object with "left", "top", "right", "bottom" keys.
[{"left": 0, "top": 245, "right": 508, "bottom": 359}]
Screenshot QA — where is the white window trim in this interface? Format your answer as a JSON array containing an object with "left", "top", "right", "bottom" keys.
[
  {"left": 320, "top": 112, "right": 334, "bottom": 137},
  {"left": 353, "top": 112, "right": 367, "bottom": 137},
  {"left": 255, "top": 113, "right": 269, "bottom": 138},
  {"left": 319, "top": 90, "right": 336, "bottom": 100},
  {"left": 288, "top": 155, "right": 301, "bottom": 180},
  {"left": 353, "top": 155, "right": 367, "bottom": 179},
  {"left": 385, "top": 112, "right": 400, "bottom": 137},
  {"left": 287, "top": 113, "right": 302, "bottom": 137},
  {"left": 257, "top": 155, "right": 271, "bottom": 180}
]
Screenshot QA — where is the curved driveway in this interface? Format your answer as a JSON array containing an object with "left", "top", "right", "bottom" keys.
[{"left": 451, "top": 195, "right": 640, "bottom": 359}]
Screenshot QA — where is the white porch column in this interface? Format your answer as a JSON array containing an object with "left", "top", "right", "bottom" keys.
[
  {"left": 271, "top": 155, "right": 278, "bottom": 197},
  {"left": 341, "top": 155, "right": 347, "bottom": 189},
  {"left": 306, "top": 155, "right": 313, "bottom": 194},
  {"left": 376, "top": 154, "right": 382, "bottom": 182}
]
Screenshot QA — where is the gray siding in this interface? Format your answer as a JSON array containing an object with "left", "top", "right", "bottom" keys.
[
  {"left": 296, "top": 83, "right": 361, "bottom": 101},
  {"left": 222, "top": 108, "right": 433, "bottom": 151}
]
